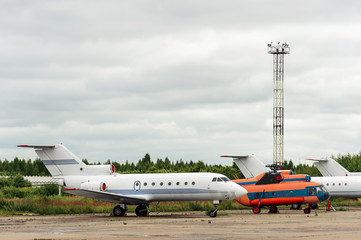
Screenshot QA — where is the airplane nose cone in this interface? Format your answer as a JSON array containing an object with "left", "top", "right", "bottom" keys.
[{"left": 234, "top": 185, "right": 248, "bottom": 198}]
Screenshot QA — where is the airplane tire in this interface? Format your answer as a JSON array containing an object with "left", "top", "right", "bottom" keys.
[
  {"left": 113, "top": 205, "right": 126, "bottom": 217},
  {"left": 253, "top": 206, "right": 261, "bottom": 214},
  {"left": 303, "top": 208, "right": 311, "bottom": 214},
  {"left": 135, "top": 204, "right": 148, "bottom": 217},
  {"left": 269, "top": 206, "right": 278, "bottom": 214},
  {"left": 209, "top": 210, "right": 218, "bottom": 218}
]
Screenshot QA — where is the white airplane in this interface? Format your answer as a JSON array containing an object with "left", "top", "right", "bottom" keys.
[
  {"left": 222, "top": 155, "right": 361, "bottom": 199},
  {"left": 18, "top": 144, "right": 247, "bottom": 217},
  {"left": 307, "top": 158, "right": 361, "bottom": 177}
]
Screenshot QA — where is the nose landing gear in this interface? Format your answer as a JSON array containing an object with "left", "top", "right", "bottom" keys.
[{"left": 209, "top": 200, "right": 220, "bottom": 218}]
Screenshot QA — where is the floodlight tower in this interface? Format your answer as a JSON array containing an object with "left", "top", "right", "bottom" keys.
[{"left": 267, "top": 42, "right": 290, "bottom": 168}]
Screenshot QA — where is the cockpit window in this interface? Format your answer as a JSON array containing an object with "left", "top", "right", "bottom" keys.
[
  {"left": 221, "top": 177, "right": 230, "bottom": 182},
  {"left": 317, "top": 186, "right": 327, "bottom": 194},
  {"left": 212, "top": 177, "right": 230, "bottom": 182},
  {"left": 316, "top": 186, "right": 323, "bottom": 195},
  {"left": 308, "top": 187, "right": 316, "bottom": 196}
]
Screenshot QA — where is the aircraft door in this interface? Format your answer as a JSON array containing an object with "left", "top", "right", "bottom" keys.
[{"left": 134, "top": 180, "right": 141, "bottom": 191}]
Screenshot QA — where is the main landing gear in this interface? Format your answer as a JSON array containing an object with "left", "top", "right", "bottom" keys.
[
  {"left": 113, "top": 204, "right": 127, "bottom": 217},
  {"left": 113, "top": 204, "right": 149, "bottom": 217},
  {"left": 209, "top": 200, "right": 220, "bottom": 218},
  {"left": 135, "top": 204, "right": 148, "bottom": 217}
]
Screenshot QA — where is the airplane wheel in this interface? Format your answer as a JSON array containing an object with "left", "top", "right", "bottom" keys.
[
  {"left": 253, "top": 206, "right": 261, "bottom": 214},
  {"left": 113, "top": 205, "right": 126, "bottom": 217},
  {"left": 269, "top": 206, "right": 278, "bottom": 214},
  {"left": 291, "top": 204, "right": 301, "bottom": 210},
  {"left": 209, "top": 209, "right": 218, "bottom": 218},
  {"left": 135, "top": 204, "right": 148, "bottom": 217},
  {"left": 310, "top": 204, "right": 318, "bottom": 209},
  {"left": 303, "top": 208, "right": 311, "bottom": 214}
]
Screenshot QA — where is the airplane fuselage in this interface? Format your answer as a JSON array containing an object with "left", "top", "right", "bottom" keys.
[
  {"left": 62, "top": 172, "right": 244, "bottom": 203},
  {"left": 312, "top": 176, "right": 361, "bottom": 198}
]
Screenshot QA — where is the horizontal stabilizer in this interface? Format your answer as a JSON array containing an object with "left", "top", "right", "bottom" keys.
[
  {"left": 18, "top": 145, "right": 55, "bottom": 149},
  {"left": 221, "top": 155, "right": 248, "bottom": 159},
  {"left": 307, "top": 158, "right": 329, "bottom": 162}
]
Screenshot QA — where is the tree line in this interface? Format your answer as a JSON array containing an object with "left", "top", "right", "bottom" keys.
[{"left": 1, "top": 151, "right": 361, "bottom": 179}]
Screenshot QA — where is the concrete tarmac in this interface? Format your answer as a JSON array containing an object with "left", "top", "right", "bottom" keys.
[{"left": 1, "top": 208, "right": 361, "bottom": 240}]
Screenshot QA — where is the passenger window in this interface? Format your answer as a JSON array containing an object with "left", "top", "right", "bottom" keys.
[
  {"left": 152, "top": 182, "right": 155, "bottom": 186},
  {"left": 290, "top": 191, "right": 293, "bottom": 195},
  {"left": 345, "top": 183, "right": 347, "bottom": 186},
  {"left": 339, "top": 183, "right": 341, "bottom": 186},
  {"left": 272, "top": 192, "right": 276, "bottom": 196},
  {"left": 333, "top": 183, "right": 335, "bottom": 186},
  {"left": 185, "top": 182, "right": 188, "bottom": 185},
  {"left": 176, "top": 182, "right": 180, "bottom": 186},
  {"left": 255, "top": 193, "right": 259, "bottom": 198},
  {"left": 160, "top": 182, "right": 163, "bottom": 186},
  {"left": 265, "top": 192, "right": 269, "bottom": 197},
  {"left": 168, "top": 182, "right": 171, "bottom": 186},
  {"left": 308, "top": 187, "right": 316, "bottom": 195},
  {"left": 281, "top": 191, "right": 285, "bottom": 196},
  {"left": 192, "top": 181, "right": 195, "bottom": 185},
  {"left": 326, "top": 183, "right": 329, "bottom": 186},
  {"left": 144, "top": 182, "right": 147, "bottom": 187}
]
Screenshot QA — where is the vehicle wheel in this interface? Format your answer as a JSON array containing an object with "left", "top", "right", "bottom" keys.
[
  {"left": 135, "top": 204, "right": 148, "bottom": 217},
  {"left": 269, "top": 206, "right": 278, "bottom": 214},
  {"left": 253, "top": 206, "right": 261, "bottom": 214},
  {"left": 209, "top": 210, "right": 218, "bottom": 218},
  {"left": 113, "top": 205, "right": 126, "bottom": 217},
  {"left": 310, "top": 204, "right": 318, "bottom": 209},
  {"left": 291, "top": 204, "right": 301, "bottom": 210},
  {"left": 303, "top": 208, "right": 311, "bottom": 214}
]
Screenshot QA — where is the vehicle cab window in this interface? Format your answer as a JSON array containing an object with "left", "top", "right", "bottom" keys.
[{"left": 212, "top": 177, "right": 217, "bottom": 182}]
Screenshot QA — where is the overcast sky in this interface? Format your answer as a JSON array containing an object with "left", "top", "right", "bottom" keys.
[{"left": 1, "top": 1, "right": 361, "bottom": 165}]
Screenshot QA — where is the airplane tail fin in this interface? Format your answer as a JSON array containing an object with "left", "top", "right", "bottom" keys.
[
  {"left": 18, "top": 144, "right": 115, "bottom": 177},
  {"left": 221, "top": 154, "right": 270, "bottom": 178},
  {"left": 307, "top": 158, "right": 350, "bottom": 176}
]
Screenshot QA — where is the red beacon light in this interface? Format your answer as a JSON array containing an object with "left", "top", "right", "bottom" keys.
[
  {"left": 276, "top": 174, "right": 283, "bottom": 182},
  {"left": 111, "top": 164, "right": 115, "bottom": 173}
]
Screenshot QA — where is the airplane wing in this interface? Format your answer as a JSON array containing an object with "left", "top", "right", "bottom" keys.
[{"left": 64, "top": 188, "right": 148, "bottom": 205}]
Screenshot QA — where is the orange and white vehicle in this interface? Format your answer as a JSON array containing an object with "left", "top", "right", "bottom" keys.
[{"left": 231, "top": 164, "right": 330, "bottom": 214}]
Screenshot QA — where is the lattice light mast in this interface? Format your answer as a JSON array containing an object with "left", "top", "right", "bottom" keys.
[{"left": 267, "top": 42, "right": 290, "bottom": 168}]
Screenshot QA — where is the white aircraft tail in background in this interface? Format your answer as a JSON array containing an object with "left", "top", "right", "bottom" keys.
[
  {"left": 221, "top": 155, "right": 270, "bottom": 178},
  {"left": 307, "top": 158, "right": 361, "bottom": 177}
]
